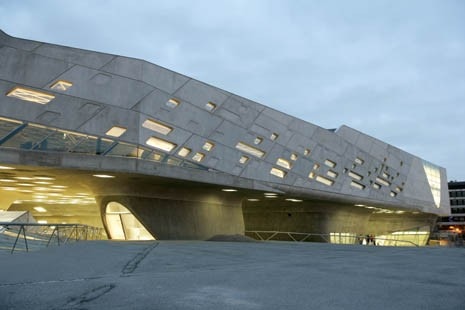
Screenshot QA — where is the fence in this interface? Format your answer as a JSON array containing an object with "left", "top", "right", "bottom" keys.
[
  {"left": 0, "top": 222, "right": 105, "bottom": 253},
  {"left": 245, "top": 230, "right": 420, "bottom": 247}
]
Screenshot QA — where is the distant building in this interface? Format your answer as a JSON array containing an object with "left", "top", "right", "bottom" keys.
[
  {"left": 437, "top": 181, "right": 465, "bottom": 240},
  {"left": 0, "top": 30, "right": 450, "bottom": 245}
]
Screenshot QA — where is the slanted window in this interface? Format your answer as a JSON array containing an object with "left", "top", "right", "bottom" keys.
[
  {"left": 276, "top": 158, "right": 292, "bottom": 169},
  {"left": 202, "top": 141, "right": 215, "bottom": 151},
  {"left": 254, "top": 137, "right": 263, "bottom": 145},
  {"left": 316, "top": 175, "right": 334, "bottom": 186},
  {"left": 50, "top": 80, "right": 73, "bottom": 91},
  {"left": 192, "top": 152, "right": 205, "bottom": 162},
  {"left": 146, "top": 137, "right": 177, "bottom": 152},
  {"left": 205, "top": 102, "right": 217, "bottom": 111},
  {"left": 142, "top": 119, "right": 173, "bottom": 135},
  {"left": 324, "top": 159, "right": 336, "bottom": 168},
  {"left": 351, "top": 181, "right": 365, "bottom": 190},
  {"left": 270, "top": 167, "right": 287, "bottom": 178},
  {"left": 235, "top": 142, "right": 265, "bottom": 158},
  {"left": 304, "top": 149, "right": 311, "bottom": 156},
  {"left": 178, "top": 147, "right": 191, "bottom": 157},
  {"left": 290, "top": 153, "right": 298, "bottom": 161},
  {"left": 354, "top": 157, "right": 364, "bottom": 165},
  {"left": 6, "top": 87, "right": 55, "bottom": 104},
  {"left": 327, "top": 170, "right": 338, "bottom": 178},
  {"left": 166, "top": 98, "right": 180, "bottom": 108},
  {"left": 270, "top": 133, "right": 279, "bottom": 141},
  {"left": 105, "top": 126, "right": 127, "bottom": 138},
  {"left": 239, "top": 155, "right": 249, "bottom": 164}
]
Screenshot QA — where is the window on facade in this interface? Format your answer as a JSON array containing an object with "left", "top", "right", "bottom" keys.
[
  {"left": 270, "top": 133, "right": 278, "bottom": 141},
  {"left": 192, "top": 152, "right": 205, "bottom": 162},
  {"left": 6, "top": 87, "right": 55, "bottom": 104},
  {"left": 235, "top": 142, "right": 265, "bottom": 158},
  {"left": 178, "top": 147, "right": 191, "bottom": 157},
  {"left": 205, "top": 102, "right": 217, "bottom": 111},
  {"left": 50, "top": 80, "right": 73, "bottom": 91},
  {"left": 239, "top": 155, "right": 249, "bottom": 164},
  {"left": 145, "top": 137, "right": 177, "bottom": 152},
  {"left": 270, "top": 167, "right": 287, "bottom": 178},
  {"left": 324, "top": 159, "right": 336, "bottom": 168},
  {"left": 276, "top": 158, "right": 292, "bottom": 169},
  {"left": 316, "top": 175, "right": 334, "bottom": 186},
  {"left": 142, "top": 119, "right": 173, "bottom": 135},
  {"left": 202, "top": 141, "right": 215, "bottom": 151},
  {"left": 105, "top": 126, "right": 127, "bottom": 138},
  {"left": 166, "top": 98, "right": 180, "bottom": 108}
]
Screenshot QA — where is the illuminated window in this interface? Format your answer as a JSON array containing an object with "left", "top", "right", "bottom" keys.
[
  {"left": 395, "top": 186, "right": 403, "bottom": 192},
  {"left": 192, "top": 152, "right": 205, "bottom": 162},
  {"left": 376, "top": 177, "right": 391, "bottom": 187},
  {"left": 50, "top": 80, "right": 72, "bottom": 91},
  {"left": 324, "top": 159, "right": 336, "bottom": 168},
  {"left": 290, "top": 153, "right": 298, "bottom": 161},
  {"left": 202, "top": 141, "right": 215, "bottom": 151},
  {"left": 270, "top": 133, "right": 279, "bottom": 141},
  {"left": 6, "top": 87, "right": 55, "bottom": 104},
  {"left": 178, "top": 147, "right": 191, "bottom": 157},
  {"left": 327, "top": 170, "right": 338, "bottom": 178},
  {"left": 316, "top": 175, "right": 334, "bottom": 186},
  {"left": 390, "top": 191, "right": 397, "bottom": 197},
  {"left": 142, "top": 119, "right": 173, "bottom": 135},
  {"left": 351, "top": 181, "right": 365, "bottom": 190},
  {"left": 105, "top": 126, "right": 127, "bottom": 137},
  {"left": 382, "top": 172, "right": 390, "bottom": 179},
  {"left": 348, "top": 171, "right": 363, "bottom": 181},
  {"left": 235, "top": 142, "right": 265, "bottom": 158},
  {"left": 309, "top": 171, "right": 316, "bottom": 179},
  {"left": 93, "top": 174, "right": 115, "bottom": 178},
  {"left": 146, "top": 137, "right": 177, "bottom": 152},
  {"left": 354, "top": 157, "right": 364, "bottom": 165},
  {"left": 239, "top": 155, "right": 249, "bottom": 164},
  {"left": 205, "top": 102, "right": 216, "bottom": 111},
  {"left": 276, "top": 158, "right": 292, "bottom": 169},
  {"left": 304, "top": 149, "right": 311, "bottom": 156},
  {"left": 254, "top": 137, "right": 263, "bottom": 145},
  {"left": 166, "top": 98, "right": 180, "bottom": 108},
  {"left": 270, "top": 167, "right": 287, "bottom": 178},
  {"left": 373, "top": 183, "right": 381, "bottom": 189},
  {"left": 313, "top": 163, "right": 320, "bottom": 170}
]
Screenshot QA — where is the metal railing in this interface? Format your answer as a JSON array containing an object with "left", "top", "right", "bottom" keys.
[
  {"left": 0, "top": 222, "right": 105, "bottom": 253},
  {"left": 245, "top": 230, "right": 420, "bottom": 247}
]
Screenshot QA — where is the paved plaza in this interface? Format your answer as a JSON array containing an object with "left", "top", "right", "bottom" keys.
[{"left": 1, "top": 240, "right": 464, "bottom": 309}]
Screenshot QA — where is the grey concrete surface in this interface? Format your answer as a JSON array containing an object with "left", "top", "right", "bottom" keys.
[{"left": 0, "top": 241, "right": 464, "bottom": 310}]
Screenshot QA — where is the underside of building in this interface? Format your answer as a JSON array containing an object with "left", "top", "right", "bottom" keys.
[{"left": 0, "top": 30, "right": 450, "bottom": 245}]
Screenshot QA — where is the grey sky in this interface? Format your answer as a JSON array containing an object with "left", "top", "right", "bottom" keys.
[{"left": 1, "top": 0, "right": 464, "bottom": 180}]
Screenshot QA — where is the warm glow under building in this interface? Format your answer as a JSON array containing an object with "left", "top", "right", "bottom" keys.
[{"left": 0, "top": 30, "right": 450, "bottom": 245}]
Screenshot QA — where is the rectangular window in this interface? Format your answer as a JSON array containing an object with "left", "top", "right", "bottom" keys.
[
  {"left": 327, "top": 170, "right": 338, "bottom": 178},
  {"left": 6, "top": 87, "right": 55, "bottom": 104},
  {"left": 376, "top": 177, "right": 391, "bottom": 187},
  {"left": 324, "top": 159, "right": 336, "bottom": 168},
  {"left": 192, "top": 152, "right": 205, "bottom": 162},
  {"left": 290, "top": 153, "right": 298, "bottom": 161},
  {"left": 390, "top": 191, "right": 397, "bottom": 197},
  {"left": 270, "top": 167, "right": 287, "bottom": 178},
  {"left": 309, "top": 171, "right": 316, "bottom": 179},
  {"left": 105, "top": 126, "right": 127, "bottom": 138},
  {"left": 254, "top": 137, "right": 263, "bottom": 145},
  {"left": 316, "top": 175, "right": 334, "bottom": 186},
  {"left": 313, "top": 163, "right": 320, "bottom": 170},
  {"left": 373, "top": 183, "right": 381, "bottom": 189},
  {"left": 178, "top": 147, "right": 191, "bottom": 157},
  {"left": 348, "top": 171, "right": 363, "bottom": 181},
  {"left": 145, "top": 137, "right": 177, "bottom": 152},
  {"left": 235, "top": 142, "right": 265, "bottom": 158},
  {"left": 142, "top": 119, "right": 173, "bottom": 135},
  {"left": 304, "top": 148, "right": 311, "bottom": 156},
  {"left": 351, "top": 181, "right": 365, "bottom": 190},
  {"left": 276, "top": 158, "right": 292, "bottom": 169},
  {"left": 270, "top": 133, "right": 278, "bottom": 141},
  {"left": 166, "top": 98, "right": 180, "bottom": 108},
  {"left": 205, "top": 102, "right": 216, "bottom": 111},
  {"left": 202, "top": 141, "right": 215, "bottom": 151},
  {"left": 354, "top": 157, "right": 364, "bottom": 165}
]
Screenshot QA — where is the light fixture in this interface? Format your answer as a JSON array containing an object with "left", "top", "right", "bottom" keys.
[
  {"left": 0, "top": 165, "right": 15, "bottom": 170},
  {"left": 34, "top": 176, "right": 55, "bottom": 181},
  {"left": 33, "top": 206, "right": 47, "bottom": 213},
  {"left": 93, "top": 174, "right": 115, "bottom": 178},
  {"left": 1, "top": 187, "right": 17, "bottom": 191},
  {"left": 285, "top": 198, "right": 303, "bottom": 202},
  {"left": 0, "top": 179, "right": 16, "bottom": 183},
  {"left": 247, "top": 198, "right": 260, "bottom": 201},
  {"left": 221, "top": 189, "right": 237, "bottom": 192}
]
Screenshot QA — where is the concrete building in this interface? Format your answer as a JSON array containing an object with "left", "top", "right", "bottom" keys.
[{"left": 0, "top": 30, "right": 450, "bottom": 245}]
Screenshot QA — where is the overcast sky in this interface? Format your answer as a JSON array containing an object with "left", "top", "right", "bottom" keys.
[{"left": 1, "top": 1, "right": 464, "bottom": 180}]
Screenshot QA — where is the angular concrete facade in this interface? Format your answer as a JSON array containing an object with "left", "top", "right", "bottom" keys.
[{"left": 0, "top": 30, "right": 450, "bottom": 244}]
